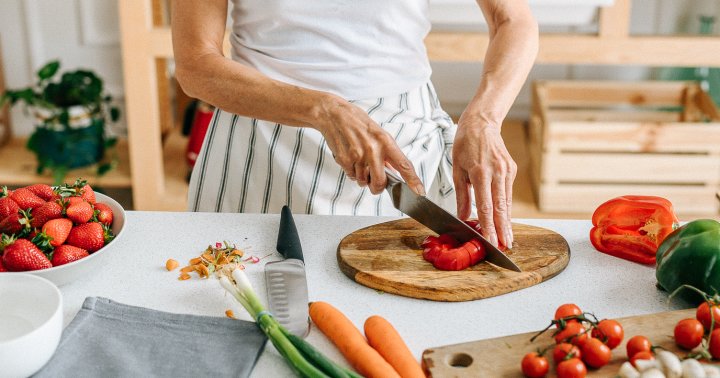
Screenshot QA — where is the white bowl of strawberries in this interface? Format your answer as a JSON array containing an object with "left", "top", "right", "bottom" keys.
[{"left": 0, "top": 180, "right": 125, "bottom": 286}]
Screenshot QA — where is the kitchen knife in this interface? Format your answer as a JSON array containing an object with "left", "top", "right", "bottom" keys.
[
  {"left": 384, "top": 169, "right": 522, "bottom": 272},
  {"left": 264, "top": 206, "right": 310, "bottom": 337}
]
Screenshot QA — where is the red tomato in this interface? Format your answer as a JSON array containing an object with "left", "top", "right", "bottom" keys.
[
  {"left": 521, "top": 352, "right": 549, "bottom": 378},
  {"left": 674, "top": 318, "right": 705, "bottom": 350},
  {"left": 630, "top": 351, "right": 654, "bottom": 368},
  {"left": 553, "top": 343, "right": 582, "bottom": 365},
  {"left": 554, "top": 304, "right": 583, "bottom": 328},
  {"left": 556, "top": 358, "right": 587, "bottom": 378},
  {"left": 591, "top": 319, "right": 624, "bottom": 349},
  {"left": 554, "top": 322, "right": 589, "bottom": 345},
  {"left": 626, "top": 335, "right": 652, "bottom": 359},
  {"left": 580, "top": 338, "right": 612, "bottom": 368},
  {"left": 710, "top": 329, "right": 720, "bottom": 359},
  {"left": 697, "top": 301, "right": 720, "bottom": 331},
  {"left": 589, "top": 195, "right": 678, "bottom": 265}
]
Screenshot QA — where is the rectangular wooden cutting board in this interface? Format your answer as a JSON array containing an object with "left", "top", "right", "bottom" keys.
[{"left": 422, "top": 308, "right": 719, "bottom": 377}]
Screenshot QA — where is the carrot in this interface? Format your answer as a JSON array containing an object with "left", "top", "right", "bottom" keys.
[
  {"left": 309, "top": 301, "right": 400, "bottom": 378},
  {"left": 364, "top": 315, "right": 424, "bottom": 378}
]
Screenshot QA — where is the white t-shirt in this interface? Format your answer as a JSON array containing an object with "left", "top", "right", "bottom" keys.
[{"left": 229, "top": 0, "right": 433, "bottom": 100}]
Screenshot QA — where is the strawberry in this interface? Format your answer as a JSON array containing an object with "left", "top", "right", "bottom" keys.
[
  {"left": 0, "top": 210, "right": 31, "bottom": 236},
  {"left": 24, "top": 184, "right": 55, "bottom": 201},
  {"left": 66, "top": 200, "right": 94, "bottom": 224},
  {"left": 94, "top": 203, "right": 114, "bottom": 226},
  {"left": 66, "top": 222, "right": 106, "bottom": 252},
  {"left": 30, "top": 201, "right": 63, "bottom": 228},
  {"left": 1, "top": 237, "right": 52, "bottom": 271},
  {"left": 9, "top": 188, "right": 45, "bottom": 210},
  {"left": 51, "top": 245, "right": 89, "bottom": 266},
  {"left": 42, "top": 218, "right": 73, "bottom": 247},
  {"left": 79, "top": 183, "right": 96, "bottom": 204},
  {"left": 0, "top": 259, "right": 7, "bottom": 272},
  {"left": 0, "top": 197, "right": 19, "bottom": 220}
]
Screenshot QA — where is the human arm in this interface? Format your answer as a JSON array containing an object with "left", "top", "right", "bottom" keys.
[
  {"left": 452, "top": 0, "right": 538, "bottom": 247},
  {"left": 170, "top": 0, "right": 424, "bottom": 195}
]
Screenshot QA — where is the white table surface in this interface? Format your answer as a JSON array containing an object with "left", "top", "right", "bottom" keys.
[{"left": 56, "top": 211, "right": 689, "bottom": 377}]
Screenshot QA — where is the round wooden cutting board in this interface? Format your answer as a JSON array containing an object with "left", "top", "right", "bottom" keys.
[{"left": 337, "top": 218, "right": 570, "bottom": 302}]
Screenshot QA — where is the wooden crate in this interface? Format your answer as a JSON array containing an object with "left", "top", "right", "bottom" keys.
[{"left": 530, "top": 80, "right": 720, "bottom": 214}]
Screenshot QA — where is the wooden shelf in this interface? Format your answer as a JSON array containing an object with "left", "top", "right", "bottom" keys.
[{"left": 0, "top": 130, "right": 189, "bottom": 211}]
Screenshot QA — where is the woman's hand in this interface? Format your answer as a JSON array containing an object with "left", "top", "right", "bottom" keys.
[
  {"left": 313, "top": 96, "right": 425, "bottom": 196},
  {"left": 452, "top": 115, "right": 516, "bottom": 248}
]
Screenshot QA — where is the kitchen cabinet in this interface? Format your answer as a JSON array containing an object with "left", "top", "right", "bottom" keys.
[{"left": 118, "top": 0, "right": 720, "bottom": 210}]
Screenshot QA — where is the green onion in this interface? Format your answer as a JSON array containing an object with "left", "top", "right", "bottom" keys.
[{"left": 219, "top": 268, "right": 361, "bottom": 378}]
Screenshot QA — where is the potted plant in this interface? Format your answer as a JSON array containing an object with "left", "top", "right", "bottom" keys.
[{"left": 0, "top": 60, "right": 120, "bottom": 184}]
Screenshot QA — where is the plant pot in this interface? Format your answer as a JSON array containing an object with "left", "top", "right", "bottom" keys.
[{"left": 27, "top": 105, "right": 110, "bottom": 181}]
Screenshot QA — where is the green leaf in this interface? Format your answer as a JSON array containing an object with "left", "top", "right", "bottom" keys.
[
  {"left": 37, "top": 61, "right": 60, "bottom": 81},
  {"left": 105, "top": 137, "right": 117, "bottom": 148},
  {"left": 110, "top": 107, "right": 120, "bottom": 122},
  {"left": 97, "top": 163, "right": 112, "bottom": 176}
]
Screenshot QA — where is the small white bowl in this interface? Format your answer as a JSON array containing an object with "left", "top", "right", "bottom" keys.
[
  {"left": 0, "top": 274, "right": 63, "bottom": 378},
  {"left": 5, "top": 192, "right": 126, "bottom": 286}
]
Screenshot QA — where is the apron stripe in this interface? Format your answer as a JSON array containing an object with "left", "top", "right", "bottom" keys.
[
  {"left": 330, "top": 171, "right": 346, "bottom": 214},
  {"left": 305, "top": 139, "right": 327, "bottom": 214},
  {"left": 191, "top": 108, "right": 221, "bottom": 211},
  {"left": 237, "top": 119, "right": 258, "bottom": 212},
  {"left": 286, "top": 128, "right": 304, "bottom": 208},
  {"left": 215, "top": 114, "right": 239, "bottom": 211},
  {"left": 261, "top": 124, "right": 283, "bottom": 213}
]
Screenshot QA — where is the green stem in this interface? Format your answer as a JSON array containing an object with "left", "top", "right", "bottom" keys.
[
  {"left": 258, "top": 314, "right": 330, "bottom": 378},
  {"left": 281, "top": 327, "right": 361, "bottom": 378}
]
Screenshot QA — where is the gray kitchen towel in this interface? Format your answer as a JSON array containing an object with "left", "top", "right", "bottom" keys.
[{"left": 34, "top": 297, "right": 267, "bottom": 378}]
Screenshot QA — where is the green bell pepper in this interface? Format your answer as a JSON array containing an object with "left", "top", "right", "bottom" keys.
[{"left": 656, "top": 219, "right": 720, "bottom": 302}]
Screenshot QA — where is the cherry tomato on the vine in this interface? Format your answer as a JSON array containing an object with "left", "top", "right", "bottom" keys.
[
  {"left": 556, "top": 358, "right": 587, "bottom": 378},
  {"left": 554, "top": 321, "right": 589, "bottom": 345},
  {"left": 555, "top": 303, "right": 583, "bottom": 327},
  {"left": 630, "top": 350, "right": 654, "bottom": 368},
  {"left": 626, "top": 335, "right": 652, "bottom": 359},
  {"left": 697, "top": 301, "right": 720, "bottom": 331},
  {"left": 674, "top": 318, "right": 704, "bottom": 350},
  {"left": 580, "top": 337, "right": 612, "bottom": 368},
  {"left": 710, "top": 328, "right": 720, "bottom": 360},
  {"left": 591, "top": 319, "right": 624, "bottom": 350},
  {"left": 553, "top": 343, "right": 582, "bottom": 365},
  {"left": 521, "top": 352, "right": 549, "bottom": 378}
]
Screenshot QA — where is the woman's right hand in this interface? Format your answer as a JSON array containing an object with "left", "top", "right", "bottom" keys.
[{"left": 313, "top": 96, "right": 425, "bottom": 196}]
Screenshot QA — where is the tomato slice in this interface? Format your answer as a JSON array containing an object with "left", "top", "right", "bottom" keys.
[
  {"left": 421, "top": 233, "right": 486, "bottom": 270},
  {"left": 590, "top": 195, "right": 678, "bottom": 265}
]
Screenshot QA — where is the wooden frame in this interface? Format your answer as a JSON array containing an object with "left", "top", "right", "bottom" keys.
[{"left": 117, "top": 0, "right": 720, "bottom": 210}]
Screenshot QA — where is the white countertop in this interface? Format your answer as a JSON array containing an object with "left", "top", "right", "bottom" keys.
[{"left": 57, "top": 211, "right": 688, "bottom": 377}]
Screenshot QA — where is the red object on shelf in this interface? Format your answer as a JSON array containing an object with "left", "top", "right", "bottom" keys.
[{"left": 186, "top": 101, "right": 214, "bottom": 168}]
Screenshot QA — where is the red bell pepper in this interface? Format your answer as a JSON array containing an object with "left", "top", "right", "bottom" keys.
[
  {"left": 590, "top": 195, "right": 679, "bottom": 265},
  {"left": 421, "top": 221, "right": 487, "bottom": 271}
]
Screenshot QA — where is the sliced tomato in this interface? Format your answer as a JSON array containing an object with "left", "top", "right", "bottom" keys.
[{"left": 590, "top": 195, "right": 678, "bottom": 265}]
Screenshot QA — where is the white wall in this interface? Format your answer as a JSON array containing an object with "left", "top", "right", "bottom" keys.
[
  {"left": 0, "top": 0, "right": 718, "bottom": 136},
  {"left": 0, "top": 0, "right": 123, "bottom": 137}
]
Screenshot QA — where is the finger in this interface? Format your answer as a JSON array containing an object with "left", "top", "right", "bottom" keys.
[
  {"left": 453, "top": 168, "right": 472, "bottom": 220},
  {"left": 472, "top": 171, "right": 499, "bottom": 247},
  {"left": 354, "top": 163, "right": 369, "bottom": 187},
  {"left": 492, "top": 171, "right": 512, "bottom": 249},
  {"left": 505, "top": 164, "right": 516, "bottom": 247},
  {"left": 385, "top": 144, "right": 424, "bottom": 196},
  {"left": 368, "top": 150, "right": 386, "bottom": 195}
]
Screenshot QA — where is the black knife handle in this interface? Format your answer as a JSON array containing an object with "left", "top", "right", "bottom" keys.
[{"left": 277, "top": 205, "right": 304, "bottom": 262}]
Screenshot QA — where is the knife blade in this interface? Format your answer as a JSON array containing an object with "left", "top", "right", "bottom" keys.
[
  {"left": 384, "top": 169, "right": 522, "bottom": 272},
  {"left": 264, "top": 205, "right": 310, "bottom": 337}
]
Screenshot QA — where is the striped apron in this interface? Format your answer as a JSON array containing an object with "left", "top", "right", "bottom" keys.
[{"left": 187, "top": 82, "right": 459, "bottom": 216}]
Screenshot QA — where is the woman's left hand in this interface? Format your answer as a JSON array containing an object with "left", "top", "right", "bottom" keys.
[{"left": 452, "top": 115, "right": 516, "bottom": 248}]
